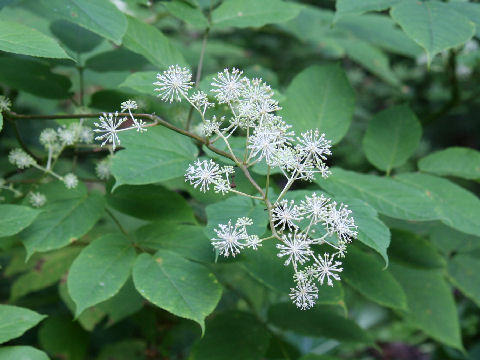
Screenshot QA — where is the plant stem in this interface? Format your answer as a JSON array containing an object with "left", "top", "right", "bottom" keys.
[{"left": 105, "top": 207, "right": 129, "bottom": 236}]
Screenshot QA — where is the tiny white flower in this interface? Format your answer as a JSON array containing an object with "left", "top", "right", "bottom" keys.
[
  {"left": 120, "top": 99, "right": 138, "bottom": 112},
  {"left": 94, "top": 112, "right": 126, "bottom": 151},
  {"left": 190, "top": 91, "right": 214, "bottom": 112},
  {"left": 313, "top": 253, "right": 343, "bottom": 287},
  {"left": 63, "top": 173, "right": 78, "bottom": 189},
  {"left": 29, "top": 192, "right": 46, "bottom": 208},
  {"left": 299, "top": 193, "right": 330, "bottom": 223},
  {"left": 211, "top": 68, "right": 244, "bottom": 103},
  {"left": 272, "top": 199, "right": 303, "bottom": 232},
  {"left": 96, "top": 158, "right": 111, "bottom": 180},
  {"left": 79, "top": 126, "right": 94, "bottom": 143},
  {"left": 212, "top": 219, "right": 247, "bottom": 257},
  {"left": 289, "top": 279, "right": 318, "bottom": 310},
  {"left": 0, "top": 95, "right": 11, "bottom": 111},
  {"left": 296, "top": 129, "right": 332, "bottom": 167},
  {"left": 185, "top": 159, "right": 222, "bottom": 193},
  {"left": 246, "top": 235, "right": 262, "bottom": 250},
  {"left": 39, "top": 128, "right": 58, "bottom": 148},
  {"left": 8, "top": 148, "right": 36, "bottom": 169},
  {"left": 154, "top": 65, "right": 193, "bottom": 102},
  {"left": 202, "top": 116, "right": 223, "bottom": 137},
  {"left": 276, "top": 232, "right": 313, "bottom": 268},
  {"left": 57, "top": 126, "right": 76, "bottom": 145},
  {"left": 324, "top": 202, "right": 358, "bottom": 243}
]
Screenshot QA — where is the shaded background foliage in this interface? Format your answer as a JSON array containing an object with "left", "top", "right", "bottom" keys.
[{"left": 0, "top": 0, "right": 480, "bottom": 359}]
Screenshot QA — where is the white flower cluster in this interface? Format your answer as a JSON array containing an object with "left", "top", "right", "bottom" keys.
[
  {"left": 153, "top": 65, "right": 358, "bottom": 310},
  {"left": 40, "top": 123, "right": 93, "bottom": 155},
  {"left": 0, "top": 95, "right": 12, "bottom": 112},
  {"left": 185, "top": 159, "right": 234, "bottom": 195},
  {"left": 94, "top": 100, "right": 147, "bottom": 151}
]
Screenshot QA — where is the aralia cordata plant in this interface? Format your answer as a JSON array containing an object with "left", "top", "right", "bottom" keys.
[{"left": 93, "top": 65, "right": 358, "bottom": 310}]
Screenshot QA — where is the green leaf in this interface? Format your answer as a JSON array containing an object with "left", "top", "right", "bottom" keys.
[
  {"left": 279, "top": 64, "right": 355, "bottom": 144},
  {"left": 10, "top": 247, "right": 81, "bottom": 301},
  {"left": 268, "top": 303, "right": 373, "bottom": 344},
  {"left": 38, "top": 316, "right": 89, "bottom": 360},
  {"left": 390, "top": 262, "right": 463, "bottom": 350},
  {"left": 0, "top": 113, "right": 2, "bottom": 132},
  {"left": 449, "top": 2, "right": 480, "bottom": 37},
  {"left": 300, "top": 355, "right": 342, "bottom": 360},
  {"left": 122, "top": 16, "right": 186, "bottom": 69},
  {"left": 0, "top": 346, "right": 49, "bottom": 360},
  {"left": 205, "top": 196, "right": 269, "bottom": 238},
  {"left": 0, "top": 56, "right": 72, "bottom": 99},
  {"left": 418, "top": 147, "right": 480, "bottom": 181},
  {"left": 111, "top": 126, "right": 198, "bottom": 188},
  {"left": 189, "top": 311, "right": 270, "bottom": 360},
  {"left": 67, "top": 233, "right": 136, "bottom": 316},
  {"left": 338, "top": 197, "right": 390, "bottom": 266},
  {"left": 429, "top": 223, "right": 480, "bottom": 256},
  {"left": 107, "top": 184, "right": 195, "bottom": 223},
  {"left": 335, "top": 0, "right": 400, "bottom": 19},
  {"left": 119, "top": 71, "right": 157, "bottom": 95},
  {"left": 38, "top": 0, "right": 127, "bottom": 45},
  {"left": 19, "top": 185, "right": 105, "bottom": 259},
  {"left": 0, "top": 20, "right": 72, "bottom": 60},
  {"left": 0, "top": 305, "right": 46, "bottom": 344},
  {"left": 447, "top": 253, "right": 480, "bottom": 307},
  {"left": 211, "top": 0, "right": 302, "bottom": 29},
  {"left": 317, "top": 168, "right": 438, "bottom": 221},
  {"left": 336, "top": 39, "right": 400, "bottom": 86},
  {"left": 50, "top": 19, "right": 102, "bottom": 53},
  {"left": 135, "top": 223, "right": 214, "bottom": 263},
  {"left": 163, "top": 0, "right": 209, "bottom": 28},
  {"left": 363, "top": 105, "right": 422, "bottom": 172},
  {"left": 390, "top": 1, "right": 475, "bottom": 64},
  {"left": 0, "top": 204, "right": 40, "bottom": 237},
  {"left": 85, "top": 48, "right": 148, "bottom": 72},
  {"left": 132, "top": 250, "right": 222, "bottom": 332},
  {"left": 343, "top": 246, "right": 406, "bottom": 309},
  {"left": 395, "top": 173, "right": 480, "bottom": 237},
  {"left": 389, "top": 229, "right": 445, "bottom": 269}
]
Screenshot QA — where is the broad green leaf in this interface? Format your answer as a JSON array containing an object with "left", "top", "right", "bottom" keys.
[
  {"left": 19, "top": 188, "right": 105, "bottom": 259},
  {"left": 50, "top": 20, "right": 102, "bottom": 53},
  {"left": 96, "top": 340, "right": 146, "bottom": 360},
  {"left": 418, "top": 147, "right": 480, "bottom": 181},
  {"left": 390, "top": 1, "right": 475, "bottom": 64},
  {"left": 335, "top": 0, "right": 400, "bottom": 19},
  {"left": 395, "top": 173, "right": 480, "bottom": 237},
  {"left": 0, "top": 56, "right": 72, "bottom": 99},
  {"left": 389, "top": 229, "right": 445, "bottom": 269},
  {"left": 107, "top": 184, "right": 195, "bottom": 223},
  {"left": 336, "top": 38, "right": 400, "bottom": 86},
  {"left": 189, "top": 311, "right": 270, "bottom": 360},
  {"left": 449, "top": 2, "right": 480, "bottom": 37},
  {"left": 0, "top": 305, "right": 46, "bottom": 344},
  {"left": 0, "top": 20, "right": 72, "bottom": 60},
  {"left": 133, "top": 250, "right": 222, "bottom": 332},
  {"left": 38, "top": 0, "right": 127, "bottom": 45},
  {"left": 135, "top": 223, "right": 213, "bottom": 263},
  {"left": 38, "top": 316, "right": 89, "bottom": 360},
  {"left": 98, "top": 277, "right": 144, "bottom": 325},
  {"left": 119, "top": 71, "right": 157, "bottom": 95},
  {"left": 300, "top": 355, "right": 342, "bottom": 360},
  {"left": 0, "top": 204, "right": 40, "bottom": 237},
  {"left": 279, "top": 64, "right": 355, "bottom": 144},
  {"left": 122, "top": 16, "right": 186, "bottom": 69},
  {"left": 343, "top": 246, "right": 406, "bottom": 309},
  {"left": 362, "top": 105, "right": 422, "bottom": 172},
  {"left": 335, "top": 14, "right": 422, "bottom": 58},
  {"left": 58, "top": 282, "right": 106, "bottom": 331},
  {"left": 111, "top": 126, "right": 198, "bottom": 188},
  {"left": 10, "top": 247, "right": 81, "bottom": 301},
  {"left": 447, "top": 254, "right": 480, "bottom": 307},
  {"left": 205, "top": 196, "right": 269, "bottom": 239},
  {"left": 429, "top": 224, "right": 480, "bottom": 256},
  {"left": 390, "top": 263, "right": 462, "bottom": 350},
  {"left": 163, "top": 1, "right": 209, "bottom": 28},
  {"left": 67, "top": 233, "right": 136, "bottom": 316},
  {"left": 85, "top": 48, "right": 148, "bottom": 72},
  {"left": 317, "top": 168, "right": 438, "bottom": 221},
  {"left": 268, "top": 303, "right": 373, "bottom": 344},
  {"left": 212, "top": 0, "right": 302, "bottom": 29},
  {"left": 0, "top": 346, "right": 49, "bottom": 360}
]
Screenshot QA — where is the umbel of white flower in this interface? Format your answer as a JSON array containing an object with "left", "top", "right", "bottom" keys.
[{"left": 152, "top": 65, "right": 358, "bottom": 310}]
